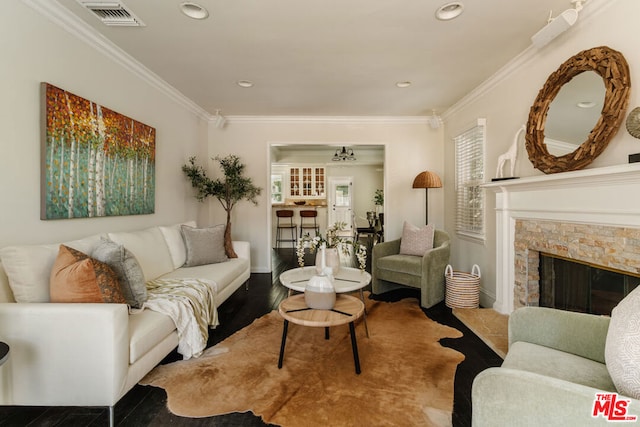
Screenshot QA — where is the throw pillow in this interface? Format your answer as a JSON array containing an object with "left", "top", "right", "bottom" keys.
[
  {"left": 92, "top": 238, "right": 147, "bottom": 308},
  {"left": 181, "top": 224, "right": 228, "bottom": 267},
  {"left": 159, "top": 221, "right": 197, "bottom": 269},
  {"left": 605, "top": 285, "right": 640, "bottom": 399},
  {"left": 399, "top": 221, "right": 435, "bottom": 256},
  {"left": 50, "top": 245, "right": 126, "bottom": 304}
]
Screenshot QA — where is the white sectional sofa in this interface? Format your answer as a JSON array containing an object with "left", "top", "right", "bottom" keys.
[{"left": 0, "top": 222, "right": 250, "bottom": 426}]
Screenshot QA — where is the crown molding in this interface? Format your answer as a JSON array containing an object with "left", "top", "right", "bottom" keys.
[
  {"left": 23, "top": 0, "right": 213, "bottom": 121},
  {"left": 442, "top": 0, "right": 615, "bottom": 120},
  {"left": 225, "top": 116, "right": 430, "bottom": 125}
]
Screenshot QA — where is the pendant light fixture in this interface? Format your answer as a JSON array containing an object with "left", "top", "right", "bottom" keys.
[{"left": 332, "top": 146, "right": 356, "bottom": 161}]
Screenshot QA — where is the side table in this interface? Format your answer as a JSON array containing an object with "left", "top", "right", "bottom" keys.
[{"left": 277, "top": 294, "right": 365, "bottom": 374}]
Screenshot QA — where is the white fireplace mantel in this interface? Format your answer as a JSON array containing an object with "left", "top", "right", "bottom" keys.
[{"left": 483, "top": 163, "right": 640, "bottom": 314}]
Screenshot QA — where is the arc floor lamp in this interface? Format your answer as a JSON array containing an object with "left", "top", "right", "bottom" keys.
[{"left": 412, "top": 171, "right": 442, "bottom": 225}]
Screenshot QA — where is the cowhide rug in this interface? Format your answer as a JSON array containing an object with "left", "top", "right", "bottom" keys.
[{"left": 140, "top": 294, "right": 465, "bottom": 426}]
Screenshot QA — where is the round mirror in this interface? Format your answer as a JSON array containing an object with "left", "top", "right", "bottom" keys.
[
  {"left": 525, "top": 46, "right": 630, "bottom": 174},
  {"left": 544, "top": 71, "right": 605, "bottom": 156}
]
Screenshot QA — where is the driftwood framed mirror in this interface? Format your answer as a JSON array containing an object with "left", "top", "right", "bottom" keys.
[{"left": 525, "top": 46, "right": 631, "bottom": 174}]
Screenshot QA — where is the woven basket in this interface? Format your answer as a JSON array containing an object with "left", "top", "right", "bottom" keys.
[{"left": 445, "top": 264, "right": 481, "bottom": 309}]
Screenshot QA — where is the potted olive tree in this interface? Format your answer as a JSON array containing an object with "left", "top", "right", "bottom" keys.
[{"left": 182, "top": 155, "right": 261, "bottom": 258}]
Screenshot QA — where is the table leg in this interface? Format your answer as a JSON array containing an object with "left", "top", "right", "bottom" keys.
[
  {"left": 359, "top": 288, "right": 370, "bottom": 338},
  {"left": 349, "top": 322, "right": 361, "bottom": 374},
  {"left": 278, "top": 319, "right": 289, "bottom": 369}
]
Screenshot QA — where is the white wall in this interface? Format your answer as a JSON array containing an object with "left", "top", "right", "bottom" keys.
[
  {"left": 0, "top": 3, "right": 206, "bottom": 247},
  {"left": 442, "top": 0, "right": 640, "bottom": 307},
  {"left": 207, "top": 120, "right": 443, "bottom": 272}
]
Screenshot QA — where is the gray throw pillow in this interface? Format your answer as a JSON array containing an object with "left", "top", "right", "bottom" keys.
[
  {"left": 92, "top": 238, "right": 147, "bottom": 308},
  {"left": 181, "top": 224, "right": 228, "bottom": 267}
]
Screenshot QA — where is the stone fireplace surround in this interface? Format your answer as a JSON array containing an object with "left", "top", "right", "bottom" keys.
[{"left": 484, "top": 163, "right": 640, "bottom": 314}]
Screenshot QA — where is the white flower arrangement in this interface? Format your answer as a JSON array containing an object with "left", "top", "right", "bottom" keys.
[{"left": 296, "top": 221, "right": 367, "bottom": 271}]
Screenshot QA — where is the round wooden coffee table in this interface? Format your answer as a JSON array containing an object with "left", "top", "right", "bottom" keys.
[
  {"left": 279, "top": 266, "right": 371, "bottom": 337},
  {"left": 277, "top": 294, "right": 365, "bottom": 374}
]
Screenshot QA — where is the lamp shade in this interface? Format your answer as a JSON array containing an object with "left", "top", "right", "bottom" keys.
[{"left": 412, "top": 171, "right": 442, "bottom": 189}]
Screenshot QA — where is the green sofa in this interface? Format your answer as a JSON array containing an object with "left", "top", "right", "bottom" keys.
[
  {"left": 472, "top": 306, "right": 640, "bottom": 426},
  {"left": 371, "top": 229, "right": 450, "bottom": 308}
]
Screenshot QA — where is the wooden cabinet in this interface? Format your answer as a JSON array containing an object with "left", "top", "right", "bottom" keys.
[{"left": 289, "top": 166, "right": 325, "bottom": 198}]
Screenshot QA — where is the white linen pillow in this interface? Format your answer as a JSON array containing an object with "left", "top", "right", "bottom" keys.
[
  {"left": 159, "top": 221, "right": 197, "bottom": 269},
  {"left": 181, "top": 224, "right": 228, "bottom": 267},
  {"left": 108, "top": 227, "right": 174, "bottom": 282},
  {"left": 0, "top": 234, "right": 104, "bottom": 303},
  {"left": 399, "top": 221, "right": 435, "bottom": 256},
  {"left": 605, "top": 285, "right": 640, "bottom": 399}
]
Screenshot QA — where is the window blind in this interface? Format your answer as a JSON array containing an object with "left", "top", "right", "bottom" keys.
[{"left": 454, "top": 118, "right": 486, "bottom": 240}]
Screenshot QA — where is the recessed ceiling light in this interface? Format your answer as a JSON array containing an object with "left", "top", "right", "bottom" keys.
[
  {"left": 180, "top": 2, "right": 209, "bottom": 20},
  {"left": 396, "top": 81, "right": 412, "bottom": 88},
  {"left": 435, "top": 2, "right": 464, "bottom": 21},
  {"left": 237, "top": 80, "right": 254, "bottom": 88},
  {"left": 577, "top": 101, "right": 596, "bottom": 108}
]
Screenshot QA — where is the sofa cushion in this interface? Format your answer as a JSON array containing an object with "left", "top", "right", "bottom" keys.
[
  {"left": 399, "top": 222, "right": 434, "bottom": 256},
  {"left": 0, "top": 234, "right": 104, "bottom": 303},
  {"left": 160, "top": 257, "right": 249, "bottom": 296},
  {"left": 606, "top": 285, "right": 640, "bottom": 399},
  {"left": 504, "top": 341, "right": 616, "bottom": 392},
  {"left": 129, "top": 309, "right": 177, "bottom": 364},
  {"left": 181, "top": 224, "right": 228, "bottom": 267},
  {"left": 92, "top": 238, "right": 147, "bottom": 308},
  {"left": 159, "top": 221, "right": 197, "bottom": 269},
  {"left": 50, "top": 245, "right": 126, "bottom": 304},
  {"left": 108, "top": 227, "right": 174, "bottom": 282}
]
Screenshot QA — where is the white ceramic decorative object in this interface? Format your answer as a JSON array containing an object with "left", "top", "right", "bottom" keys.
[
  {"left": 315, "top": 247, "right": 340, "bottom": 276},
  {"left": 306, "top": 245, "right": 336, "bottom": 309}
]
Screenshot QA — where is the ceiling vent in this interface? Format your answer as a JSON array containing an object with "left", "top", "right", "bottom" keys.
[{"left": 77, "top": 1, "right": 145, "bottom": 26}]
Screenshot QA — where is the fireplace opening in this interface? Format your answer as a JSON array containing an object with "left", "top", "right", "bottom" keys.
[{"left": 539, "top": 253, "right": 640, "bottom": 315}]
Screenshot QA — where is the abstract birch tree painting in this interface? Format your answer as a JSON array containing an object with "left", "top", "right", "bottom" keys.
[{"left": 41, "top": 83, "right": 155, "bottom": 219}]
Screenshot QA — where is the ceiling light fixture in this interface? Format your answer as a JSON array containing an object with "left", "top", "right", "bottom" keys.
[
  {"left": 332, "top": 146, "right": 356, "bottom": 162},
  {"left": 179, "top": 2, "right": 209, "bottom": 20},
  {"left": 531, "top": 0, "right": 586, "bottom": 48},
  {"left": 577, "top": 101, "right": 596, "bottom": 108},
  {"left": 435, "top": 2, "right": 464, "bottom": 21},
  {"left": 237, "top": 80, "right": 254, "bottom": 88},
  {"left": 396, "top": 81, "right": 412, "bottom": 88}
]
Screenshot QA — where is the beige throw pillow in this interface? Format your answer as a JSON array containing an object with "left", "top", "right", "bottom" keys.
[
  {"left": 399, "top": 222, "right": 435, "bottom": 256},
  {"left": 605, "top": 285, "right": 640, "bottom": 399},
  {"left": 181, "top": 224, "right": 228, "bottom": 267}
]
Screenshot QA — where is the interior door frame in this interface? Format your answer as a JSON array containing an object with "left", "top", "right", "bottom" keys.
[{"left": 266, "top": 142, "right": 386, "bottom": 272}]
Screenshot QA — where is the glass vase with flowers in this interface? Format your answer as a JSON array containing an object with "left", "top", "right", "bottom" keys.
[{"left": 296, "top": 221, "right": 367, "bottom": 274}]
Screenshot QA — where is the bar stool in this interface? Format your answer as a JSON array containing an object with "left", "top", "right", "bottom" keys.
[
  {"left": 299, "top": 210, "right": 320, "bottom": 238},
  {"left": 275, "top": 210, "right": 297, "bottom": 248}
]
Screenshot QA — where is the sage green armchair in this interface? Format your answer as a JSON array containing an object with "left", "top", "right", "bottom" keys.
[
  {"left": 371, "top": 229, "right": 450, "bottom": 308},
  {"left": 472, "top": 307, "right": 640, "bottom": 426}
]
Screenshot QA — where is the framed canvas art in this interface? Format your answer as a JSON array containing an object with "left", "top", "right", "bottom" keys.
[{"left": 41, "top": 83, "right": 155, "bottom": 219}]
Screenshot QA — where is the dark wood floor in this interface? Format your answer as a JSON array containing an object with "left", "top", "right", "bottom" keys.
[{"left": 0, "top": 248, "right": 502, "bottom": 427}]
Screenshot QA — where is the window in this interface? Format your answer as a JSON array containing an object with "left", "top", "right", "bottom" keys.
[
  {"left": 454, "top": 118, "right": 486, "bottom": 240},
  {"left": 271, "top": 174, "right": 283, "bottom": 203}
]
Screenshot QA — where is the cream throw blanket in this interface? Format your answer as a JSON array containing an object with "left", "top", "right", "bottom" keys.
[{"left": 142, "top": 278, "right": 219, "bottom": 359}]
